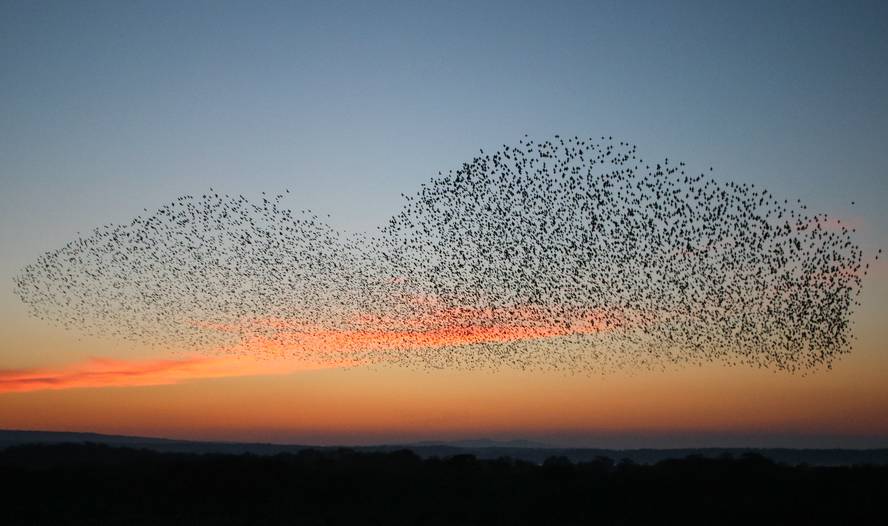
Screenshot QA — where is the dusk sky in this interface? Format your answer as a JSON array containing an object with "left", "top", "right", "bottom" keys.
[{"left": 2, "top": 1, "right": 887, "bottom": 448}]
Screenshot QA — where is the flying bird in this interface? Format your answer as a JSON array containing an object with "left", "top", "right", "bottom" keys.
[{"left": 13, "top": 136, "right": 875, "bottom": 373}]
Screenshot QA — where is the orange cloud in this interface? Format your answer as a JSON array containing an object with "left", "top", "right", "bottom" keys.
[
  {"left": 0, "top": 354, "right": 346, "bottom": 394},
  {"left": 1, "top": 307, "right": 636, "bottom": 393},
  {"left": 207, "top": 306, "right": 632, "bottom": 357}
]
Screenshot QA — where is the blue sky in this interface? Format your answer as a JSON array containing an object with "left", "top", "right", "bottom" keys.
[{"left": 3, "top": 1, "right": 886, "bottom": 245}]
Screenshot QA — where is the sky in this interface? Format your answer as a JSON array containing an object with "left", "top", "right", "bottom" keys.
[{"left": 1, "top": 0, "right": 887, "bottom": 448}]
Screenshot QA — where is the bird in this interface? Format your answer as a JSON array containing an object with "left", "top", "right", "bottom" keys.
[{"left": 12, "top": 135, "right": 875, "bottom": 374}]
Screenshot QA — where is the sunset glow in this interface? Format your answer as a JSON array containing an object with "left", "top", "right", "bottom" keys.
[{"left": 0, "top": 354, "right": 346, "bottom": 393}]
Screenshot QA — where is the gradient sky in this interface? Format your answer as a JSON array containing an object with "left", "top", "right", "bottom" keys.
[{"left": 1, "top": 0, "right": 887, "bottom": 448}]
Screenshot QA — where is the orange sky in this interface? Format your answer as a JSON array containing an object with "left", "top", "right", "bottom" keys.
[
  {"left": 1, "top": 270, "right": 885, "bottom": 448},
  {"left": 1, "top": 355, "right": 886, "bottom": 448}
]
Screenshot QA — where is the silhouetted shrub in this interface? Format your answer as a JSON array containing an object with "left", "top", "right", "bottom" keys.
[{"left": 0, "top": 443, "right": 885, "bottom": 525}]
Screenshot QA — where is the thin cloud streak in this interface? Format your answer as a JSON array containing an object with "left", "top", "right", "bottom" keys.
[
  {"left": 0, "top": 312, "right": 627, "bottom": 394},
  {"left": 0, "top": 355, "right": 345, "bottom": 394}
]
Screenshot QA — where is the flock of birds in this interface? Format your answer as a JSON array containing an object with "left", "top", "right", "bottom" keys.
[{"left": 14, "top": 136, "right": 878, "bottom": 373}]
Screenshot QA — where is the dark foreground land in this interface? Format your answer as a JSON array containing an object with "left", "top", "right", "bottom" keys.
[
  {"left": 1, "top": 443, "right": 887, "bottom": 525},
  {"left": 5, "top": 429, "right": 888, "bottom": 466}
]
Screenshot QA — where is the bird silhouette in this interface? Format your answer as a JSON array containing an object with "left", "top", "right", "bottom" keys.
[{"left": 12, "top": 136, "right": 876, "bottom": 374}]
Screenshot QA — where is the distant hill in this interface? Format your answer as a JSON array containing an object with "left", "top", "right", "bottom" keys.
[
  {"left": 2, "top": 429, "right": 888, "bottom": 466},
  {"left": 407, "top": 438, "right": 553, "bottom": 449},
  {"left": 0, "top": 429, "right": 311, "bottom": 456}
]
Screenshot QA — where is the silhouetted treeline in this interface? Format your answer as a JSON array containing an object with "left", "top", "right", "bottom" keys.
[
  {"left": 1, "top": 443, "right": 886, "bottom": 525},
  {"left": 5, "top": 430, "right": 888, "bottom": 465}
]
